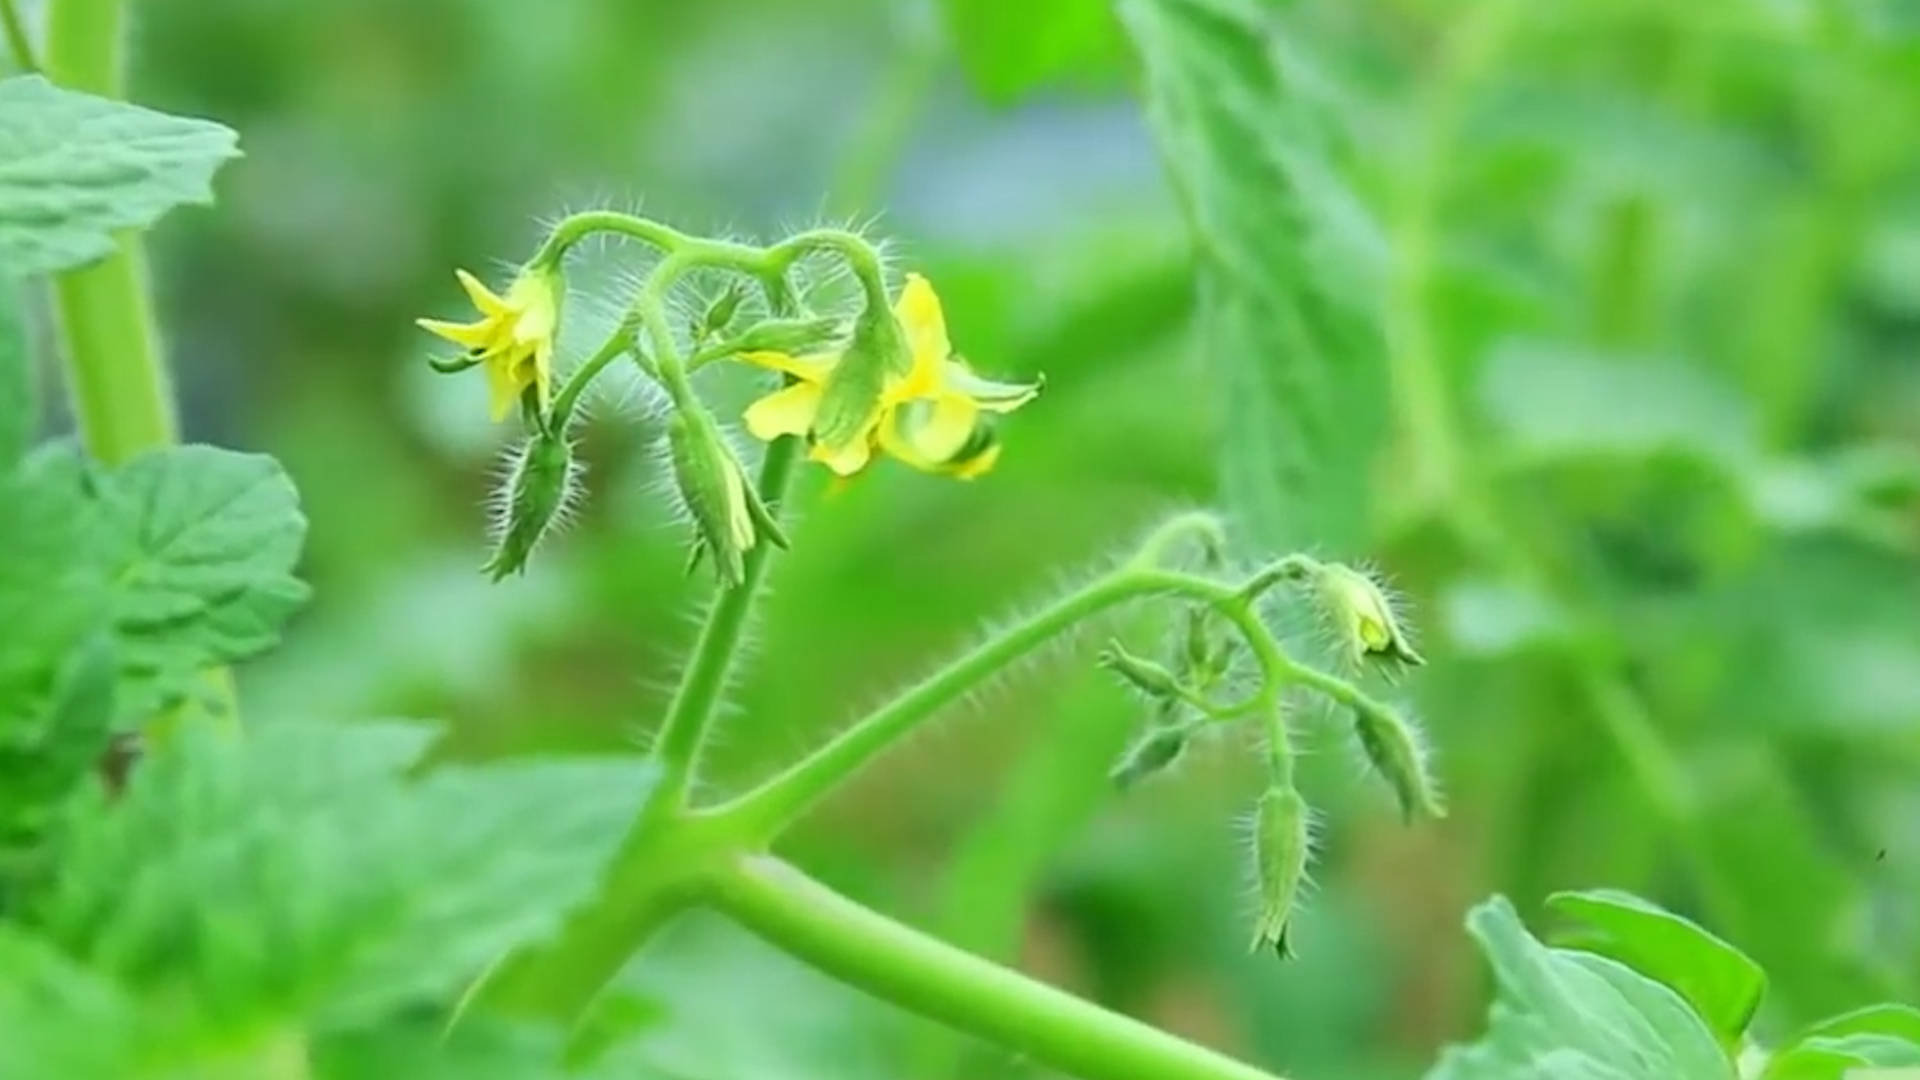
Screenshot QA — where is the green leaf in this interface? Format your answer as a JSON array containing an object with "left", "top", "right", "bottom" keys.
[
  {"left": 1427, "top": 896, "right": 1734, "bottom": 1080},
  {"left": 313, "top": 1014, "right": 567, "bottom": 1080},
  {"left": 1479, "top": 340, "right": 1757, "bottom": 470},
  {"left": 1548, "top": 889, "right": 1766, "bottom": 1049},
  {"left": 1761, "top": 1005, "right": 1920, "bottom": 1080},
  {"left": 0, "top": 923, "right": 137, "bottom": 1080},
  {"left": 0, "top": 633, "right": 114, "bottom": 850},
  {"left": 1120, "top": 0, "right": 1388, "bottom": 554},
  {"left": 0, "top": 281, "right": 31, "bottom": 466},
  {"left": 944, "top": 0, "right": 1121, "bottom": 102},
  {"left": 32, "top": 719, "right": 657, "bottom": 1027},
  {"left": 0, "top": 75, "right": 240, "bottom": 277},
  {"left": 95, "top": 445, "right": 309, "bottom": 719}
]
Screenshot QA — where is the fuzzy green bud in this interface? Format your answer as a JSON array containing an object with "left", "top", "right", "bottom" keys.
[
  {"left": 1312, "top": 562, "right": 1423, "bottom": 667},
  {"left": 1352, "top": 700, "right": 1444, "bottom": 823},
  {"left": 1250, "top": 785, "right": 1313, "bottom": 957},
  {"left": 667, "top": 402, "right": 788, "bottom": 588},
  {"left": 697, "top": 282, "right": 746, "bottom": 343},
  {"left": 728, "top": 316, "right": 845, "bottom": 356},
  {"left": 1099, "top": 640, "right": 1183, "bottom": 700},
  {"left": 810, "top": 294, "right": 906, "bottom": 452},
  {"left": 1109, "top": 723, "right": 1188, "bottom": 791},
  {"left": 484, "top": 428, "right": 578, "bottom": 581}
]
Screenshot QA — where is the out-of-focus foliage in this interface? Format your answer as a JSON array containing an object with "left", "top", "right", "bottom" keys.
[{"left": 0, "top": 0, "right": 1914, "bottom": 1075}]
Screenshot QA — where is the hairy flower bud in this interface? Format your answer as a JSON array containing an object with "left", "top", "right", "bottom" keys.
[
  {"left": 1312, "top": 562, "right": 1423, "bottom": 667},
  {"left": 697, "top": 282, "right": 746, "bottom": 343},
  {"left": 484, "top": 428, "right": 579, "bottom": 581},
  {"left": 667, "top": 403, "right": 787, "bottom": 587},
  {"left": 1098, "top": 640, "right": 1183, "bottom": 700},
  {"left": 1250, "top": 785, "right": 1313, "bottom": 957},
  {"left": 728, "top": 316, "right": 845, "bottom": 356},
  {"left": 1351, "top": 700, "right": 1445, "bottom": 823},
  {"left": 1109, "top": 722, "right": 1188, "bottom": 791}
]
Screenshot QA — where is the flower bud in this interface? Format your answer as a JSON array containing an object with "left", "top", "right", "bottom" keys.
[
  {"left": 1312, "top": 562, "right": 1423, "bottom": 667},
  {"left": 1351, "top": 700, "right": 1445, "bottom": 823},
  {"left": 1098, "top": 640, "right": 1183, "bottom": 700},
  {"left": 1250, "top": 785, "right": 1313, "bottom": 957},
  {"left": 697, "top": 282, "right": 746, "bottom": 343},
  {"left": 484, "top": 428, "right": 580, "bottom": 581},
  {"left": 1109, "top": 722, "right": 1187, "bottom": 791},
  {"left": 667, "top": 403, "right": 787, "bottom": 587},
  {"left": 729, "top": 316, "right": 845, "bottom": 356}
]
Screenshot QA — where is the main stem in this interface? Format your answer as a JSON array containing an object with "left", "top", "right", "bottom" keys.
[
  {"left": 45, "top": 0, "right": 176, "bottom": 465},
  {"left": 712, "top": 855, "right": 1286, "bottom": 1080}
]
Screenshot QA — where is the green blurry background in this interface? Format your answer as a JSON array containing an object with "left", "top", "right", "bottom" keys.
[{"left": 97, "top": 0, "right": 1920, "bottom": 1076}]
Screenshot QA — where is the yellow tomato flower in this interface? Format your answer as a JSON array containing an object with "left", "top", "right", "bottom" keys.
[
  {"left": 417, "top": 266, "right": 561, "bottom": 421},
  {"left": 738, "top": 273, "right": 1039, "bottom": 478}
]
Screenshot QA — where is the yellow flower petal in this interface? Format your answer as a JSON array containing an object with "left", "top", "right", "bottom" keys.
[
  {"left": 946, "top": 442, "right": 1001, "bottom": 479},
  {"left": 417, "top": 316, "right": 500, "bottom": 352},
  {"left": 484, "top": 350, "right": 526, "bottom": 422},
  {"left": 743, "top": 381, "right": 824, "bottom": 441},
  {"left": 809, "top": 432, "right": 874, "bottom": 476},
  {"left": 455, "top": 269, "right": 511, "bottom": 317},
  {"left": 944, "top": 361, "right": 1041, "bottom": 413},
  {"left": 889, "top": 394, "right": 977, "bottom": 466},
  {"left": 894, "top": 273, "right": 949, "bottom": 396},
  {"left": 739, "top": 350, "right": 835, "bottom": 383}
]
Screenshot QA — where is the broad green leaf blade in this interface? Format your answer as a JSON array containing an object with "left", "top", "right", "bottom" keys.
[
  {"left": 944, "top": 0, "right": 1121, "bottom": 102},
  {"left": 0, "top": 281, "right": 30, "bottom": 465},
  {"left": 0, "top": 75, "right": 240, "bottom": 276},
  {"left": 1762, "top": 1005, "right": 1920, "bottom": 1080},
  {"left": 1479, "top": 340, "right": 1757, "bottom": 470},
  {"left": 1427, "top": 896, "right": 1734, "bottom": 1080},
  {"left": 96, "top": 445, "right": 309, "bottom": 718},
  {"left": 314, "top": 1014, "right": 568, "bottom": 1080},
  {"left": 1549, "top": 889, "right": 1767, "bottom": 1048},
  {"left": 0, "top": 632, "right": 114, "bottom": 846},
  {"left": 1120, "top": 0, "right": 1388, "bottom": 554},
  {"left": 33, "top": 719, "right": 656, "bottom": 1028},
  {"left": 0, "top": 924, "right": 136, "bottom": 1080}
]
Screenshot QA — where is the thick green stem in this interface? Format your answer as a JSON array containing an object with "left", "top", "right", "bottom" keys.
[
  {"left": 711, "top": 855, "right": 1286, "bottom": 1080},
  {"left": 45, "top": 0, "right": 175, "bottom": 465}
]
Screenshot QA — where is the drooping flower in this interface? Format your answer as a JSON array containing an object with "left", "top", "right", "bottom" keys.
[
  {"left": 418, "top": 266, "right": 561, "bottom": 421},
  {"left": 737, "top": 274, "right": 1039, "bottom": 478},
  {"left": 1311, "top": 562, "right": 1423, "bottom": 667}
]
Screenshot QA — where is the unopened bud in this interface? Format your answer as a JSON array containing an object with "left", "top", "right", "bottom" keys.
[
  {"left": 667, "top": 403, "right": 787, "bottom": 588},
  {"left": 1312, "top": 562, "right": 1423, "bottom": 667},
  {"left": 484, "top": 428, "right": 579, "bottom": 581},
  {"left": 729, "top": 317, "right": 845, "bottom": 355},
  {"left": 1352, "top": 700, "right": 1444, "bottom": 823},
  {"left": 1250, "top": 785, "right": 1313, "bottom": 957},
  {"left": 1109, "top": 724, "right": 1188, "bottom": 790},
  {"left": 698, "top": 282, "right": 746, "bottom": 343},
  {"left": 1099, "top": 641, "right": 1183, "bottom": 700}
]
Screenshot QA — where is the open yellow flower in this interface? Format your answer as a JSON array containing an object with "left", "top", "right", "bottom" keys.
[
  {"left": 418, "top": 267, "right": 561, "bottom": 421},
  {"left": 738, "top": 274, "right": 1039, "bottom": 478}
]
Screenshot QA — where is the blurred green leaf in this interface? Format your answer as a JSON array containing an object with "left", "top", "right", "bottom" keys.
[
  {"left": 1428, "top": 895, "right": 1733, "bottom": 1080},
  {"left": 32, "top": 719, "right": 656, "bottom": 1027},
  {"left": 313, "top": 1014, "right": 567, "bottom": 1080},
  {"left": 1121, "top": 0, "right": 1387, "bottom": 554},
  {"left": 0, "top": 448, "right": 111, "bottom": 738},
  {"left": 0, "top": 923, "right": 136, "bottom": 1080},
  {"left": 0, "top": 633, "right": 113, "bottom": 851},
  {"left": 0, "top": 75, "right": 239, "bottom": 276},
  {"left": 1548, "top": 888, "right": 1765, "bottom": 1048},
  {"left": 0, "top": 282, "right": 29, "bottom": 466},
  {"left": 1761, "top": 1004, "right": 1920, "bottom": 1080},
  {"left": 944, "top": 0, "right": 1121, "bottom": 102},
  {"left": 95, "top": 445, "right": 309, "bottom": 718},
  {"left": 1480, "top": 340, "right": 1755, "bottom": 469}
]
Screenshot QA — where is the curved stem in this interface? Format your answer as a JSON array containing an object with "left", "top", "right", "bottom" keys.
[
  {"left": 45, "top": 0, "right": 174, "bottom": 465},
  {"left": 710, "top": 855, "right": 1287, "bottom": 1080},
  {"left": 714, "top": 566, "right": 1298, "bottom": 843}
]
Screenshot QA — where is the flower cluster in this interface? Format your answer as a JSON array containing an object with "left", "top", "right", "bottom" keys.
[{"left": 413, "top": 218, "right": 1042, "bottom": 582}]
